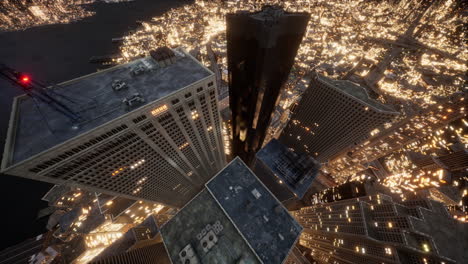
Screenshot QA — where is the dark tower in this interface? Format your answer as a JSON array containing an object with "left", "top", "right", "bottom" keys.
[{"left": 227, "top": 6, "right": 310, "bottom": 165}]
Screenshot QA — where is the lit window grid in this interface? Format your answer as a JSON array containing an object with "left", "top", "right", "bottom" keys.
[
  {"left": 292, "top": 193, "right": 455, "bottom": 264},
  {"left": 11, "top": 77, "right": 225, "bottom": 208}
]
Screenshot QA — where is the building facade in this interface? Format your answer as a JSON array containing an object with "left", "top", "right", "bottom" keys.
[
  {"left": 292, "top": 193, "right": 467, "bottom": 263},
  {"left": 1, "top": 48, "right": 225, "bottom": 208},
  {"left": 227, "top": 6, "right": 309, "bottom": 164},
  {"left": 0, "top": 234, "right": 48, "bottom": 264},
  {"left": 280, "top": 73, "right": 398, "bottom": 163},
  {"left": 324, "top": 92, "right": 466, "bottom": 182},
  {"left": 89, "top": 243, "right": 170, "bottom": 264}
]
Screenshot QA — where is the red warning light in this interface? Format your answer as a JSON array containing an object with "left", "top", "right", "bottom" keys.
[{"left": 20, "top": 76, "right": 30, "bottom": 83}]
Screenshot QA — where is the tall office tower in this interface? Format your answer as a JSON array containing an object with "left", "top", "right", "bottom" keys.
[
  {"left": 89, "top": 243, "right": 170, "bottom": 264},
  {"left": 280, "top": 73, "right": 399, "bottom": 163},
  {"left": 310, "top": 181, "right": 368, "bottom": 205},
  {"left": 1, "top": 47, "right": 225, "bottom": 208},
  {"left": 227, "top": 6, "right": 309, "bottom": 164},
  {"left": 325, "top": 92, "right": 466, "bottom": 181},
  {"left": 160, "top": 158, "right": 302, "bottom": 264},
  {"left": 292, "top": 193, "right": 468, "bottom": 264},
  {"left": 284, "top": 246, "right": 312, "bottom": 264},
  {"left": 0, "top": 234, "right": 49, "bottom": 264},
  {"left": 87, "top": 215, "right": 170, "bottom": 264},
  {"left": 31, "top": 183, "right": 170, "bottom": 264},
  {"left": 252, "top": 139, "right": 320, "bottom": 205},
  {"left": 411, "top": 150, "right": 468, "bottom": 173}
]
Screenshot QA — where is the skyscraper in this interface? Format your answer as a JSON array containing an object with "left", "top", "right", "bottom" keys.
[
  {"left": 227, "top": 6, "right": 309, "bottom": 164},
  {"left": 0, "top": 234, "right": 48, "bottom": 264},
  {"left": 324, "top": 92, "right": 467, "bottom": 182},
  {"left": 160, "top": 157, "right": 303, "bottom": 264},
  {"left": 26, "top": 182, "right": 171, "bottom": 264},
  {"left": 280, "top": 73, "right": 399, "bottom": 163},
  {"left": 292, "top": 193, "right": 467, "bottom": 264},
  {"left": 252, "top": 139, "right": 320, "bottom": 205},
  {"left": 89, "top": 243, "right": 170, "bottom": 264},
  {"left": 1, "top": 47, "right": 225, "bottom": 208}
]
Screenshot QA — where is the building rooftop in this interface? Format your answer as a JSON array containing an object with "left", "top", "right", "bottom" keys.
[
  {"left": 255, "top": 139, "right": 320, "bottom": 199},
  {"left": 161, "top": 157, "right": 302, "bottom": 264},
  {"left": 3, "top": 48, "right": 211, "bottom": 167},
  {"left": 41, "top": 185, "right": 72, "bottom": 203},
  {"left": 206, "top": 157, "right": 303, "bottom": 263},
  {"left": 160, "top": 189, "right": 261, "bottom": 263},
  {"left": 316, "top": 73, "right": 398, "bottom": 114}
]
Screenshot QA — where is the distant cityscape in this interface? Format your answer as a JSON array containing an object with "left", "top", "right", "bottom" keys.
[
  {"left": 0, "top": 0, "right": 135, "bottom": 32},
  {"left": 0, "top": 0, "right": 466, "bottom": 264}
]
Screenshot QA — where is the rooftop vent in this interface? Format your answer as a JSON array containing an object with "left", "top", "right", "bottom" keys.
[
  {"left": 131, "top": 65, "right": 147, "bottom": 76},
  {"left": 179, "top": 244, "right": 199, "bottom": 264},
  {"left": 123, "top": 93, "right": 145, "bottom": 110},
  {"left": 200, "top": 230, "right": 218, "bottom": 253},
  {"left": 112, "top": 79, "right": 127, "bottom": 91},
  {"left": 150, "top": 47, "right": 176, "bottom": 67}
]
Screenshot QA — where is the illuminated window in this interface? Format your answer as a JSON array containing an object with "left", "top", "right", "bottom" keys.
[
  {"left": 179, "top": 142, "right": 189, "bottom": 150},
  {"left": 130, "top": 159, "right": 145, "bottom": 169},
  {"left": 191, "top": 110, "right": 199, "bottom": 120},
  {"left": 422, "top": 243, "right": 430, "bottom": 252},
  {"left": 385, "top": 247, "right": 392, "bottom": 255},
  {"left": 111, "top": 167, "right": 125, "bottom": 176},
  {"left": 151, "top": 104, "right": 168, "bottom": 116}
]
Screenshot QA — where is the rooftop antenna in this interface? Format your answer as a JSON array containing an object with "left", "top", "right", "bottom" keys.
[{"left": 0, "top": 64, "right": 82, "bottom": 129}]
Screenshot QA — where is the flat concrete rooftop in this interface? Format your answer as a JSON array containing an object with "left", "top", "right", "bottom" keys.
[
  {"left": 161, "top": 158, "right": 302, "bottom": 264},
  {"left": 207, "top": 158, "right": 303, "bottom": 263},
  {"left": 160, "top": 189, "right": 260, "bottom": 263},
  {"left": 255, "top": 139, "right": 319, "bottom": 199},
  {"left": 316, "top": 73, "right": 398, "bottom": 114},
  {"left": 4, "top": 48, "right": 211, "bottom": 167}
]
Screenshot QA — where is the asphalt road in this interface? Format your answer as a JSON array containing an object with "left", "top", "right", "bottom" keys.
[{"left": 0, "top": 0, "right": 187, "bottom": 250}]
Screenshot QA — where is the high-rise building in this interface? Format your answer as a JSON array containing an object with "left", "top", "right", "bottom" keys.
[
  {"left": 86, "top": 214, "right": 172, "bottom": 264},
  {"left": 89, "top": 243, "right": 170, "bottom": 264},
  {"left": 324, "top": 92, "right": 466, "bottom": 182},
  {"left": 160, "top": 157, "right": 303, "bottom": 264},
  {"left": 252, "top": 139, "right": 320, "bottom": 204},
  {"left": 0, "top": 234, "right": 48, "bottom": 264},
  {"left": 1, "top": 47, "right": 225, "bottom": 208},
  {"left": 284, "top": 246, "right": 312, "bottom": 264},
  {"left": 280, "top": 73, "right": 398, "bottom": 163},
  {"left": 227, "top": 6, "right": 309, "bottom": 164},
  {"left": 411, "top": 150, "right": 468, "bottom": 173},
  {"left": 310, "top": 180, "right": 368, "bottom": 205},
  {"left": 30, "top": 183, "right": 170, "bottom": 264},
  {"left": 292, "top": 193, "right": 468, "bottom": 264}
]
